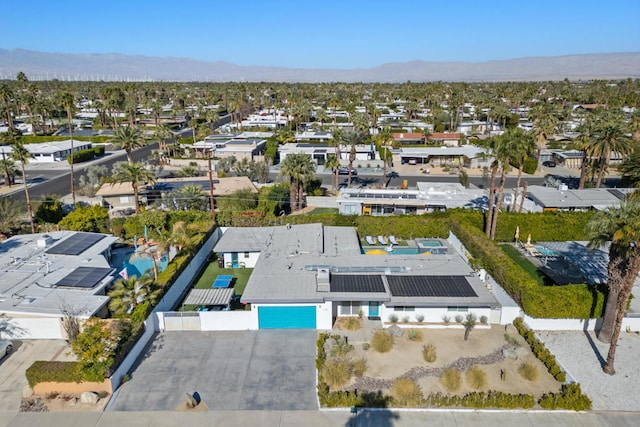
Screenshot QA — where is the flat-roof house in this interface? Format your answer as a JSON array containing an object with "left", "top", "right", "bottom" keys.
[
  {"left": 193, "top": 136, "right": 266, "bottom": 160},
  {"left": 429, "top": 132, "right": 461, "bottom": 147},
  {"left": 524, "top": 186, "right": 634, "bottom": 212},
  {"left": 392, "top": 133, "right": 425, "bottom": 145},
  {"left": 336, "top": 183, "right": 488, "bottom": 216},
  {"left": 0, "top": 140, "right": 93, "bottom": 163},
  {"left": 213, "top": 224, "right": 499, "bottom": 329},
  {"left": 0, "top": 231, "right": 120, "bottom": 338},
  {"left": 395, "top": 145, "right": 490, "bottom": 169}
]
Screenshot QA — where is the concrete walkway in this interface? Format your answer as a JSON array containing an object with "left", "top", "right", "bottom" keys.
[{"left": 1, "top": 409, "right": 639, "bottom": 426}]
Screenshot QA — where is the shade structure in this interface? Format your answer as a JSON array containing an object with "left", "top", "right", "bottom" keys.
[{"left": 183, "top": 288, "right": 234, "bottom": 306}]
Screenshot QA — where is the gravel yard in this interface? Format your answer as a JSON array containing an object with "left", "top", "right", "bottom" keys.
[{"left": 536, "top": 330, "right": 640, "bottom": 411}]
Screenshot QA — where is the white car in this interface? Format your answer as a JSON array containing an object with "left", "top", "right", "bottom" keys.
[{"left": 0, "top": 339, "right": 13, "bottom": 359}]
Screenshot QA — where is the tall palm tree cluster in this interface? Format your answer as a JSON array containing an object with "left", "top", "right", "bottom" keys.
[{"left": 279, "top": 153, "right": 315, "bottom": 212}]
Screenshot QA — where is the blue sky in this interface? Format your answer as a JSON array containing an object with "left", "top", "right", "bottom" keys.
[{"left": 2, "top": 0, "right": 639, "bottom": 68}]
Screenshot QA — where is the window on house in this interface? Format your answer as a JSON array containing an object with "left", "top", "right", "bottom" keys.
[
  {"left": 338, "top": 301, "right": 361, "bottom": 316},
  {"left": 244, "top": 252, "right": 250, "bottom": 258},
  {"left": 447, "top": 306, "right": 468, "bottom": 312},
  {"left": 393, "top": 306, "right": 415, "bottom": 312}
]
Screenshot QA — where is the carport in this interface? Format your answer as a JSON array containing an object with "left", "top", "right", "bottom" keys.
[{"left": 182, "top": 288, "right": 234, "bottom": 310}]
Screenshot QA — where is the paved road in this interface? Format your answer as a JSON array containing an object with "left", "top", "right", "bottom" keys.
[
  {"left": 5, "top": 144, "right": 158, "bottom": 203},
  {"left": 108, "top": 330, "right": 317, "bottom": 411}
]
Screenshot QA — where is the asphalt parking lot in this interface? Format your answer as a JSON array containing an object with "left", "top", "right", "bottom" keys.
[{"left": 108, "top": 330, "right": 318, "bottom": 411}]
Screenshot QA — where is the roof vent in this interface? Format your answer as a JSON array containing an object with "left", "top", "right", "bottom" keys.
[
  {"left": 317, "top": 268, "right": 330, "bottom": 292},
  {"left": 37, "top": 235, "right": 53, "bottom": 248}
]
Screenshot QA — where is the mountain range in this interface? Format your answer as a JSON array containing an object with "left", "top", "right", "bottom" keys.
[{"left": 1, "top": 49, "right": 639, "bottom": 83}]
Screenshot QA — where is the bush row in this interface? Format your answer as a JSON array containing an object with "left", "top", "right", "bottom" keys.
[
  {"left": 423, "top": 391, "right": 535, "bottom": 409},
  {"left": 513, "top": 318, "right": 592, "bottom": 410},
  {"left": 25, "top": 361, "right": 85, "bottom": 387},
  {"left": 490, "top": 211, "right": 595, "bottom": 242},
  {"left": 513, "top": 318, "right": 567, "bottom": 382},
  {"left": 66, "top": 146, "right": 105, "bottom": 164},
  {"left": 20, "top": 135, "right": 112, "bottom": 144}
]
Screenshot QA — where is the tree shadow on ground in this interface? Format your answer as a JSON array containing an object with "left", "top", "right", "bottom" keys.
[{"left": 346, "top": 408, "right": 399, "bottom": 427}]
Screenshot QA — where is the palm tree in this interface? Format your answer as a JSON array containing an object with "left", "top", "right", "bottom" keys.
[
  {"left": 170, "top": 184, "right": 207, "bottom": 211},
  {"left": 9, "top": 141, "right": 36, "bottom": 233},
  {"left": 488, "top": 133, "right": 513, "bottom": 240},
  {"left": 376, "top": 125, "right": 394, "bottom": 187},
  {"left": 60, "top": 92, "right": 77, "bottom": 205},
  {"left": 110, "top": 126, "right": 147, "bottom": 163},
  {"left": 463, "top": 313, "right": 477, "bottom": 341},
  {"left": 586, "top": 199, "right": 640, "bottom": 375},
  {"left": 110, "top": 161, "right": 156, "bottom": 214},
  {"left": 0, "top": 157, "right": 17, "bottom": 187},
  {"left": 279, "top": 153, "right": 315, "bottom": 211},
  {"left": 590, "top": 111, "right": 632, "bottom": 188},
  {"left": 508, "top": 128, "right": 536, "bottom": 212},
  {"left": 331, "top": 127, "right": 343, "bottom": 189},
  {"left": 154, "top": 123, "right": 173, "bottom": 154},
  {"left": 343, "top": 130, "right": 367, "bottom": 187},
  {"left": 324, "top": 154, "right": 339, "bottom": 194},
  {"left": 483, "top": 137, "right": 500, "bottom": 238},
  {"left": 108, "top": 273, "right": 157, "bottom": 316},
  {"left": 573, "top": 116, "right": 596, "bottom": 190},
  {"left": 0, "top": 83, "right": 15, "bottom": 131},
  {"left": 529, "top": 103, "right": 559, "bottom": 166}
]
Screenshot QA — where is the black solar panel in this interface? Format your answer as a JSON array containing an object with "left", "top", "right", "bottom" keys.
[
  {"left": 46, "top": 233, "right": 106, "bottom": 256},
  {"left": 331, "top": 275, "right": 386, "bottom": 293},
  {"left": 55, "top": 267, "right": 113, "bottom": 289},
  {"left": 387, "top": 275, "right": 477, "bottom": 298}
]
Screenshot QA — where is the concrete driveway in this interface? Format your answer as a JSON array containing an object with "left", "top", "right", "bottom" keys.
[
  {"left": 0, "top": 340, "right": 70, "bottom": 411},
  {"left": 108, "top": 330, "right": 318, "bottom": 411}
]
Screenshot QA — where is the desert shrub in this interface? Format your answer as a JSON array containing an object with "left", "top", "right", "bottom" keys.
[
  {"left": 442, "top": 315, "right": 451, "bottom": 324},
  {"left": 316, "top": 332, "right": 329, "bottom": 370},
  {"left": 371, "top": 330, "right": 394, "bottom": 353},
  {"left": 440, "top": 368, "right": 462, "bottom": 392},
  {"left": 454, "top": 314, "right": 463, "bottom": 323},
  {"left": 388, "top": 314, "right": 398, "bottom": 323},
  {"left": 539, "top": 383, "right": 592, "bottom": 411},
  {"left": 465, "top": 366, "right": 488, "bottom": 390},
  {"left": 362, "top": 342, "right": 370, "bottom": 351},
  {"left": 424, "top": 391, "right": 535, "bottom": 409},
  {"left": 479, "top": 315, "right": 488, "bottom": 325},
  {"left": 407, "top": 329, "right": 423, "bottom": 342},
  {"left": 343, "top": 317, "right": 362, "bottom": 331},
  {"left": 391, "top": 378, "right": 423, "bottom": 407},
  {"left": 402, "top": 316, "right": 410, "bottom": 323},
  {"left": 518, "top": 362, "right": 539, "bottom": 381},
  {"left": 352, "top": 357, "right": 367, "bottom": 378},
  {"left": 513, "top": 318, "right": 567, "bottom": 382},
  {"left": 416, "top": 314, "right": 425, "bottom": 323},
  {"left": 331, "top": 336, "right": 354, "bottom": 357},
  {"left": 423, "top": 344, "right": 437, "bottom": 363},
  {"left": 503, "top": 333, "right": 521, "bottom": 347},
  {"left": 321, "top": 358, "right": 352, "bottom": 389}
]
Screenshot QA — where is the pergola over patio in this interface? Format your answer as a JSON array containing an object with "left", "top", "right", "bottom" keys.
[{"left": 183, "top": 288, "right": 235, "bottom": 307}]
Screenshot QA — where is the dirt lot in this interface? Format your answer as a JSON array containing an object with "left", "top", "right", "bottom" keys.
[{"left": 329, "top": 324, "right": 561, "bottom": 399}]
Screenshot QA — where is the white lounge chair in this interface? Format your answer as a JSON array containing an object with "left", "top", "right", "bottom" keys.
[
  {"left": 366, "top": 236, "right": 376, "bottom": 245},
  {"left": 378, "top": 235, "right": 388, "bottom": 245},
  {"left": 389, "top": 236, "right": 399, "bottom": 245}
]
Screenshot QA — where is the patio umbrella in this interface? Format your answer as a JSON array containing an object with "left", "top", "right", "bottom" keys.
[
  {"left": 515, "top": 226, "right": 520, "bottom": 241},
  {"left": 526, "top": 233, "right": 531, "bottom": 245}
]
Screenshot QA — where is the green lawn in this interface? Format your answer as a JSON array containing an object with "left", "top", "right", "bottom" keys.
[
  {"left": 181, "top": 257, "right": 253, "bottom": 311},
  {"left": 500, "top": 244, "right": 554, "bottom": 286},
  {"left": 305, "top": 207, "right": 339, "bottom": 215}
]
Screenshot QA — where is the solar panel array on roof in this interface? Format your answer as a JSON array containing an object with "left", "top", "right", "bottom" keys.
[
  {"left": 330, "top": 275, "right": 386, "bottom": 293},
  {"left": 46, "top": 233, "right": 106, "bottom": 256},
  {"left": 387, "top": 275, "right": 477, "bottom": 298},
  {"left": 54, "top": 267, "right": 113, "bottom": 289}
]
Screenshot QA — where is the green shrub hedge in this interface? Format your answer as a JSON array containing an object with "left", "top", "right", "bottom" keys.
[
  {"left": 491, "top": 211, "right": 595, "bottom": 242},
  {"left": 67, "top": 148, "right": 96, "bottom": 164},
  {"left": 26, "top": 361, "right": 85, "bottom": 387},
  {"left": 424, "top": 391, "right": 535, "bottom": 409},
  {"left": 20, "top": 135, "right": 112, "bottom": 144}
]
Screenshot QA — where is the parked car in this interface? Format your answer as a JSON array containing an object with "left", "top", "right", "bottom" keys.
[
  {"left": 0, "top": 339, "right": 13, "bottom": 359},
  {"left": 542, "top": 161, "right": 556, "bottom": 168},
  {"left": 338, "top": 167, "right": 357, "bottom": 175}
]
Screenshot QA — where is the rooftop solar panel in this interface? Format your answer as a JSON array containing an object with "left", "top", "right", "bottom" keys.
[
  {"left": 46, "top": 233, "right": 106, "bottom": 256},
  {"left": 330, "top": 274, "right": 386, "bottom": 293},
  {"left": 387, "top": 275, "right": 477, "bottom": 298},
  {"left": 55, "top": 267, "right": 113, "bottom": 289}
]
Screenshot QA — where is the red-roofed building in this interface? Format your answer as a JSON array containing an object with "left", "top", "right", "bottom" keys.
[{"left": 392, "top": 132, "right": 425, "bottom": 145}]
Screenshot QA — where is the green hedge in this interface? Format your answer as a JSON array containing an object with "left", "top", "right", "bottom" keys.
[
  {"left": 451, "top": 218, "right": 605, "bottom": 318},
  {"left": 492, "top": 211, "right": 595, "bottom": 242},
  {"left": 424, "top": 391, "right": 535, "bottom": 409},
  {"left": 67, "top": 148, "right": 96, "bottom": 164},
  {"left": 513, "top": 317, "right": 567, "bottom": 382},
  {"left": 25, "top": 361, "right": 85, "bottom": 387},
  {"left": 354, "top": 213, "right": 451, "bottom": 239},
  {"left": 20, "top": 135, "right": 112, "bottom": 144}
]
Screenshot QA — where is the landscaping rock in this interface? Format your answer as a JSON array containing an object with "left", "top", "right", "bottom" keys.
[
  {"left": 388, "top": 325, "right": 404, "bottom": 337},
  {"left": 20, "top": 398, "right": 48, "bottom": 412},
  {"left": 21, "top": 386, "right": 34, "bottom": 399},
  {"left": 502, "top": 347, "right": 529, "bottom": 360},
  {"left": 80, "top": 392, "right": 99, "bottom": 405}
]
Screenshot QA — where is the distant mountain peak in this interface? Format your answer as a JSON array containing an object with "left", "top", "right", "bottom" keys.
[{"left": 0, "top": 49, "right": 638, "bottom": 82}]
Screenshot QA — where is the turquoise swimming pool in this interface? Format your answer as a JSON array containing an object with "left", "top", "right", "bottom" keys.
[{"left": 124, "top": 252, "right": 168, "bottom": 278}]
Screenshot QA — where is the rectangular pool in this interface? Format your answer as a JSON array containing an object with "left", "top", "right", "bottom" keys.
[{"left": 415, "top": 238, "right": 448, "bottom": 254}]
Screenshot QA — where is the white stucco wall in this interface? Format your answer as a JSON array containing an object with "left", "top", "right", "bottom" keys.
[
  {"left": 222, "top": 251, "right": 260, "bottom": 268},
  {"left": 379, "top": 305, "right": 492, "bottom": 326},
  {"left": 1, "top": 317, "right": 64, "bottom": 339},
  {"left": 199, "top": 310, "right": 258, "bottom": 330}
]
